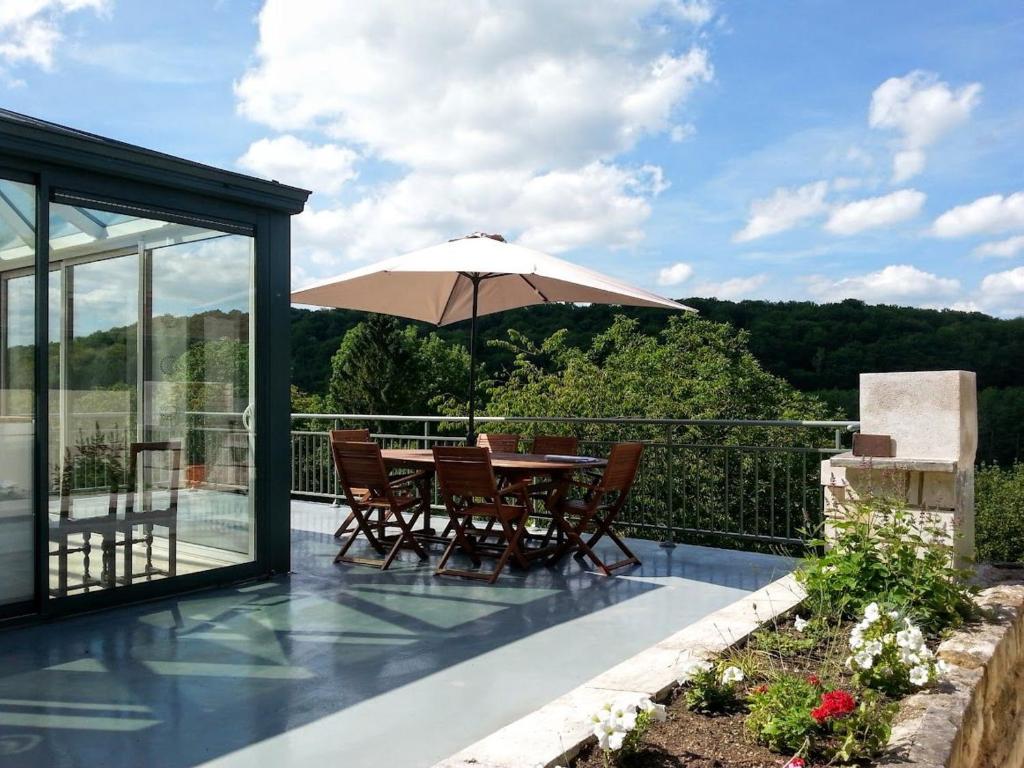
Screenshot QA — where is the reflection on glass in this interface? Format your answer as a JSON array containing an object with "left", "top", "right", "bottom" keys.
[
  {"left": 47, "top": 202, "right": 255, "bottom": 597},
  {"left": 0, "top": 178, "right": 36, "bottom": 609}
]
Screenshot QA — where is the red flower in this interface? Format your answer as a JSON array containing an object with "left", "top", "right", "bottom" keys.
[
  {"left": 806, "top": 674, "right": 821, "bottom": 687},
  {"left": 783, "top": 758, "right": 806, "bottom": 768},
  {"left": 752, "top": 684, "right": 769, "bottom": 694},
  {"left": 811, "top": 689, "right": 856, "bottom": 723}
]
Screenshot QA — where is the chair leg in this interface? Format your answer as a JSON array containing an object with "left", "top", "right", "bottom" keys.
[
  {"left": 436, "top": 514, "right": 484, "bottom": 576},
  {"left": 381, "top": 512, "right": 428, "bottom": 570},
  {"left": 334, "top": 510, "right": 355, "bottom": 538}
]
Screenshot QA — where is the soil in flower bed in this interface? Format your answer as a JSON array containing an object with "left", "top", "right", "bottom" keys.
[
  {"left": 572, "top": 620, "right": 861, "bottom": 768},
  {"left": 572, "top": 687, "right": 826, "bottom": 768}
]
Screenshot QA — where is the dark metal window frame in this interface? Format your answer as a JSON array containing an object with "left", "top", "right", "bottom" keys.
[{"left": 0, "top": 153, "right": 297, "bottom": 624}]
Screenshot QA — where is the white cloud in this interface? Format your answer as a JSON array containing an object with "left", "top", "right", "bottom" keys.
[
  {"left": 733, "top": 181, "right": 829, "bottom": 242},
  {"left": 691, "top": 273, "right": 768, "bottom": 299},
  {"left": 980, "top": 266, "right": 1024, "bottom": 295},
  {"left": 238, "top": 1, "right": 716, "bottom": 274},
  {"left": 931, "top": 192, "right": 1024, "bottom": 238},
  {"left": 293, "top": 162, "right": 667, "bottom": 267},
  {"left": 0, "top": 0, "right": 106, "bottom": 78},
  {"left": 237, "top": 2, "right": 712, "bottom": 174},
  {"left": 824, "top": 189, "right": 925, "bottom": 235},
  {"left": 238, "top": 135, "right": 359, "bottom": 195},
  {"left": 973, "top": 235, "right": 1024, "bottom": 259},
  {"left": 978, "top": 266, "right": 1024, "bottom": 316},
  {"left": 666, "top": 0, "right": 715, "bottom": 26},
  {"left": 868, "top": 70, "right": 981, "bottom": 182},
  {"left": 806, "top": 264, "right": 959, "bottom": 304},
  {"left": 656, "top": 261, "right": 694, "bottom": 286}
]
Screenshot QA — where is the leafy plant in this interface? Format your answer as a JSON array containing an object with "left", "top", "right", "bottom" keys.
[
  {"left": 745, "top": 674, "right": 820, "bottom": 753},
  {"left": 749, "top": 614, "right": 825, "bottom": 658},
  {"left": 975, "top": 462, "right": 1024, "bottom": 564},
  {"left": 797, "top": 493, "right": 977, "bottom": 633},
  {"left": 828, "top": 689, "right": 897, "bottom": 762},
  {"left": 846, "top": 602, "right": 950, "bottom": 696},
  {"left": 676, "top": 660, "right": 744, "bottom": 714}
]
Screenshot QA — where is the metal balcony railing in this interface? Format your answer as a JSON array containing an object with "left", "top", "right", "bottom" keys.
[{"left": 291, "top": 413, "right": 860, "bottom": 550}]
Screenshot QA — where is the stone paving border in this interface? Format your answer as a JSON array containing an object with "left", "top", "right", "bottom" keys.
[
  {"left": 433, "top": 574, "right": 806, "bottom": 768},
  {"left": 876, "top": 571, "right": 1024, "bottom": 768}
]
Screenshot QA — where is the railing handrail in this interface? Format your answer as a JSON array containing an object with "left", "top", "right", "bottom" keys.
[{"left": 290, "top": 412, "right": 861, "bottom": 430}]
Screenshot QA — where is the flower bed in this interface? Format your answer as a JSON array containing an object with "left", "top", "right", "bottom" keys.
[{"left": 565, "top": 499, "right": 978, "bottom": 768}]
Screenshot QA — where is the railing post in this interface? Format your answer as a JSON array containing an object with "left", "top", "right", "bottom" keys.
[
  {"left": 834, "top": 427, "right": 842, "bottom": 451},
  {"left": 661, "top": 423, "right": 676, "bottom": 548},
  {"left": 423, "top": 419, "right": 430, "bottom": 450}
]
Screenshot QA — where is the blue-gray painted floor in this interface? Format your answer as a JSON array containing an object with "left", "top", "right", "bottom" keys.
[{"left": 0, "top": 502, "right": 794, "bottom": 768}]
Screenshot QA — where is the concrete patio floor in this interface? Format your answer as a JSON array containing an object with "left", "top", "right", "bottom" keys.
[{"left": 0, "top": 501, "right": 794, "bottom": 768}]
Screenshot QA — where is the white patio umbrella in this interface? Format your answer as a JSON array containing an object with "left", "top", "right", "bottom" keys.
[{"left": 292, "top": 233, "right": 695, "bottom": 444}]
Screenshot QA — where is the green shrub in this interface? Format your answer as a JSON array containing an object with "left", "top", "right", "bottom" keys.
[
  {"left": 976, "top": 462, "right": 1024, "bottom": 564},
  {"left": 829, "top": 689, "right": 897, "bottom": 763},
  {"left": 676, "top": 660, "right": 743, "bottom": 714},
  {"left": 745, "top": 674, "right": 819, "bottom": 753},
  {"left": 797, "top": 495, "right": 977, "bottom": 633}
]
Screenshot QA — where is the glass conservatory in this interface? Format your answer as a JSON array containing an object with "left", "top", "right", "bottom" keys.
[{"left": 0, "top": 110, "right": 309, "bottom": 622}]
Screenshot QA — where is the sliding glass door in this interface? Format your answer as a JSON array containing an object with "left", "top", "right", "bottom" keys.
[
  {"left": 0, "top": 177, "right": 36, "bottom": 614},
  {"left": 46, "top": 200, "right": 256, "bottom": 598}
]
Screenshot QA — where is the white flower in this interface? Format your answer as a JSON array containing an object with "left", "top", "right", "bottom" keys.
[
  {"left": 856, "top": 618, "right": 871, "bottom": 632},
  {"left": 909, "top": 665, "right": 930, "bottom": 686},
  {"left": 888, "top": 610, "right": 901, "bottom": 620},
  {"left": 638, "top": 698, "right": 668, "bottom": 722},
  {"left": 854, "top": 650, "right": 875, "bottom": 669},
  {"left": 676, "top": 658, "right": 713, "bottom": 685},
  {"left": 896, "top": 626, "right": 924, "bottom": 651},
  {"left": 864, "top": 602, "right": 881, "bottom": 623},
  {"left": 899, "top": 648, "right": 920, "bottom": 665},
  {"left": 882, "top": 633, "right": 895, "bottom": 645},
  {"left": 936, "top": 659, "right": 952, "bottom": 676},
  {"left": 607, "top": 699, "right": 638, "bottom": 731},
  {"left": 593, "top": 719, "right": 626, "bottom": 751},
  {"left": 864, "top": 640, "right": 884, "bottom": 657},
  {"left": 823, "top": 565, "right": 837, "bottom": 574},
  {"left": 849, "top": 627, "right": 865, "bottom": 650},
  {"left": 720, "top": 666, "right": 745, "bottom": 684},
  {"left": 794, "top": 615, "right": 809, "bottom": 632}
]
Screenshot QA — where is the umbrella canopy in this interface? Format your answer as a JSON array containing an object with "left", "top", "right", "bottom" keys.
[{"left": 292, "top": 233, "right": 696, "bottom": 442}]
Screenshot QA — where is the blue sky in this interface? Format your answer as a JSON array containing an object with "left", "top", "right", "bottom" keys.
[{"left": 3, "top": 1, "right": 1023, "bottom": 316}]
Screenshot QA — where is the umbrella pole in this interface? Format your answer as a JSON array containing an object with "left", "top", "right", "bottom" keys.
[{"left": 467, "top": 275, "right": 480, "bottom": 447}]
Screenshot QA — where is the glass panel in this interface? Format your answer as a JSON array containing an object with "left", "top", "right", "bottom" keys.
[
  {"left": 47, "top": 202, "right": 255, "bottom": 597},
  {"left": 0, "top": 178, "right": 36, "bottom": 609}
]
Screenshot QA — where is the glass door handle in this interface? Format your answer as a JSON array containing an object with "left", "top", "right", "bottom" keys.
[{"left": 242, "top": 403, "right": 254, "bottom": 433}]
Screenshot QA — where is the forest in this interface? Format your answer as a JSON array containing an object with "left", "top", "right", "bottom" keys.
[{"left": 292, "top": 299, "right": 1024, "bottom": 465}]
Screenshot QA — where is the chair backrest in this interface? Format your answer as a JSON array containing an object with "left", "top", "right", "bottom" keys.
[
  {"left": 432, "top": 446, "right": 498, "bottom": 500},
  {"left": 477, "top": 433, "right": 520, "bottom": 453},
  {"left": 331, "top": 440, "right": 391, "bottom": 500},
  {"left": 531, "top": 434, "right": 578, "bottom": 456},
  {"left": 598, "top": 442, "right": 644, "bottom": 494},
  {"left": 125, "top": 441, "right": 182, "bottom": 516},
  {"left": 330, "top": 428, "right": 371, "bottom": 443}
]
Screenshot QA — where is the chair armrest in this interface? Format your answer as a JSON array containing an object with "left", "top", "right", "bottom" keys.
[
  {"left": 388, "top": 470, "right": 430, "bottom": 489},
  {"left": 498, "top": 480, "right": 532, "bottom": 498}
]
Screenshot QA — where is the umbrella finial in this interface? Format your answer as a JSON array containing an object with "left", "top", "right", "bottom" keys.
[{"left": 450, "top": 232, "right": 506, "bottom": 243}]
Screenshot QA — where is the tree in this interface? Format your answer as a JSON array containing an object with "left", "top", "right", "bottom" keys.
[
  {"left": 486, "top": 314, "right": 831, "bottom": 430},
  {"left": 327, "top": 314, "right": 471, "bottom": 422}
]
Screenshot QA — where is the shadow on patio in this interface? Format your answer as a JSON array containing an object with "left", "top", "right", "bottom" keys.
[{"left": 0, "top": 500, "right": 793, "bottom": 768}]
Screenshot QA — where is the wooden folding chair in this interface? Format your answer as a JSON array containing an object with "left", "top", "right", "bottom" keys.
[
  {"left": 530, "top": 435, "right": 579, "bottom": 456},
  {"left": 549, "top": 442, "right": 644, "bottom": 576},
  {"left": 331, "top": 428, "right": 372, "bottom": 538},
  {"left": 477, "top": 433, "right": 520, "bottom": 453},
  {"left": 432, "top": 446, "right": 531, "bottom": 583},
  {"left": 525, "top": 434, "right": 580, "bottom": 546},
  {"left": 331, "top": 440, "right": 429, "bottom": 570}
]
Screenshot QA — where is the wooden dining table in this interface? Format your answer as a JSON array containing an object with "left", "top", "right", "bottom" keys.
[{"left": 380, "top": 448, "right": 606, "bottom": 549}]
